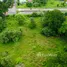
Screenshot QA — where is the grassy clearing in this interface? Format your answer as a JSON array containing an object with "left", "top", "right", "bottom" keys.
[{"left": 0, "top": 15, "right": 66, "bottom": 67}]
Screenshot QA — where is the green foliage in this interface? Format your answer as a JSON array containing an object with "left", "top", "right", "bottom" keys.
[
  {"left": 42, "top": 10, "right": 65, "bottom": 36},
  {"left": 33, "top": 0, "right": 47, "bottom": 5},
  {"left": 64, "top": 46, "right": 67, "bottom": 52},
  {"left": 29, "top": 17, "right": 36, "bottom": 29},
  {"left": 65, "top": 12, "right": 67, "bottom": 16},
  {"left": 43, "top": 52, "right": 67, "bottom": 67},
  {"left": 27, "top": 12, "right": 43, "bottom": 17},
  {"left": 0, "top": 14, "right": 67, "bottom": 67},
  {"left": 59, "top": 21, "right": 67, "bottom": 36},
  {"left": 15, "top": 14, "right": 25, "bottom": 25},
  {"left": 0, "top": 52, "right": 14, "bottom": 67},
  {"left": 0, "top": 0, "right": 14, "bottom": 16},
  {"left": 31, "top": 12, "right": 38, "bottom": 17},
  {"left": 0, "top": 30, "right": 22, "bottom": 44},
  {"left": 17, "top": 0, "right": 20, "bottom": 6},
  {"left": 31, "top": 12, "right": 42, "bottom": 17},
  {"left": 33, "top": 2, "right": 40, "bottom": 7},
  {"left": 0, "top": 17, "right": 6, "bottom": 32},
  {"left": 41, "top": 27, "right": 56, "bottom": 36},
  {"left": 0, "top": 58, "right": 14, "bottom": 67},
  {"left": 26, "top": 2, "right": 32, "bottom": 8}
]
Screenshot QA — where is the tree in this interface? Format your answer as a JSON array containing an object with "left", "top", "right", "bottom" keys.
[
  {"left": 42, "top": 10, "right": 65, "bottom": 36},
  {"left": 0, "top": 0, "right": 14, "bottom": 17}
]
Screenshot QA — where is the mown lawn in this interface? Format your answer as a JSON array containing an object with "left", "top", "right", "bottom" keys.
[{"left": 0, "top": 15, "right": 66, "bottom": 67}]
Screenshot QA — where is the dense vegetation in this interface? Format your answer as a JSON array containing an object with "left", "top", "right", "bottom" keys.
[
  {"left": 0, "top": 30, "right": 22, "bottom": 44},
  {"left": 0, "top": 10, "right": 67, "bottom": 66},
  {"left": 0, "top": 17, "right": 6, "bottom": 32},
  {"left": 42, "top": 10, "right": 65, "bottom": 36},
  {"left": 17, "top": 0, "right": 67, "bottom": 8}
]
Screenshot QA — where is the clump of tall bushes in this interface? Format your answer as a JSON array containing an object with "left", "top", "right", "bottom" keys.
[
  {"left": 42, "top": 10, "right": 65, "bottom": 36},
  {"left": 0, "top": 30, "right": 22, "bottom": 44}
]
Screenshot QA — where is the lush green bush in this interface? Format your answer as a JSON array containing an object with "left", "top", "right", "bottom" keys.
[
  {"left": 26, "top": 2, "right": 32, "bottom": 8},
  {"left": 0, "top": 17, "right": 6, "bottom": 32},
  {"left": 33, "top": 0, "right": 47, "bottom": 6},
  {"left": 0, "top": 0, "right": 14, "bottom": 16},
  {"left": 42, "top": 10, "right": 65, "bottom": 36},
  {"left": 59, "top": 21, "right": 67, "bottom": 36},
  {"left": 0, "top": 30, "right": 22, "bottom": 44},
  {"left": 33, "top": 2, "right": 40, "bottom": 7},
  {"left": 32, "top": 12, "right": 42, "bottom": 17},
  {"left": 27, "top": 12, "right": 42, "bottom": 17},
  {"left": 29, "top": 17, "right": 36, "bottom": 29},
  {"left": 31, "top": 12, "right": 38, "bottom": 17},
  {"left": 43, "top": 52, "right": 67, "bottom": 67},
  {"left": 41, "top": 27, "right": 56, "bottom": 36},
  {"left": 64, "top": 46, "right": 67, "bottom": 52},
  {"left": 15, "top": 14, "right": 25, "bottom": 25},
  {"left": 0, "top": 52, "right": 14, "bottom": 67},
  {"left": 65, "top": 12, "right": 67, "bottom": 16}
]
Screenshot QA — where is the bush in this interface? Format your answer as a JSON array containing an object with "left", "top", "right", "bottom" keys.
[
  {"left": 33, "top": 2, "right": 40, "bottom": 7},
  {"left": 43, "top": 52, "right": 67, "bottom": 67},
  {"left": 15, "top": 14, "right": 25, "bottom": 25},
  {"left": 42, "top": 10, "right": 65, "bottom": 36},
  {"left": 0, "top": 53, "right": 14, "bottom": 67},
  {"left": 31, "top": 12, "right": 42, "bottom": 17},
  {"left": 0, "top": 13, "right": 5, "bottom": 18},
  {"left": 26, "top": 2, "right": 32, "bottom": 8},
  {"left": 0, "top": 30, "right": 22, "bottom": 44},
  {"left": 29, "top": 17, "right": 36, "bottom": 29},
  {"left": 65, "top": 12, "right": 67, "bottom": 16},
  {"left": 41, "top": 27, "right": 56, "bottom": 37},
  {"left": 59, "top": 21, "right": 67, "bottom": 36},
  {"left": 0, "top": 17, "right": 6, "bottom": 32},
  {"left": 64, "top": 46, "right": 67, "bottom": 52}
]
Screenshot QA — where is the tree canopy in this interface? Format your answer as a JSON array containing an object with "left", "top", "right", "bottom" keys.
[
  {"left": 42, "top": 10, "right": 65, "bottom": 36},
  {"left": 0, "top": 0, "right": 14, "bottom": 17}
]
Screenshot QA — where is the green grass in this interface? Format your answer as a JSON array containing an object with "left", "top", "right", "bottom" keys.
[{"left": 0, "top": 15, "right": 66, "bottom": 67}]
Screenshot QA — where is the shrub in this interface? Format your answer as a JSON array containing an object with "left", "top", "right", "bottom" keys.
[
  {"left": 33, "top": 2, "right": 40, "bottom": 7},
  {"left": 0, "top": 13, "right": 5, "bottom": 18},
  {"left": 59, "top": 21, "right": 67, "bottom": 36},
  {"left": 43, "top": 52, "right": 67, "bottom": 67},
  {"left": 41, "top": 27, "right": 56, "bottom": 37},
  {"left": 0, "top": 30, "right": 22, "bottom": 44},
  {"left": 42, "top": 10, "right": 65, "bottom": 36},
  {"left": 64, "top": 46, "right": 67, "bottom": 52},
  {"left": 29, "top": 17, "right": 36, "bottom": 29},
  {"left": 0, "top": 53, "right": 14, "bottom": 67},
  {"left": 31, "top": 12, "right": 42, "bottom": 17},
  {"left": 31, "top": 12, "right": 38, "bottom": 17},
  {"left": 0, "top": 17, "right": 6, "bottom": 32},
  {"left": 26, "top": 2, "right": 32, "bottom": 8},
  {"left": 15, "top": 14, "right": 25, "bottom": 25},
  {"left": 65, "top": 12, "right": 67, "bottom": 16},
  {"left": 27, "top": 12, "right": 43, "bottom": 17}
]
